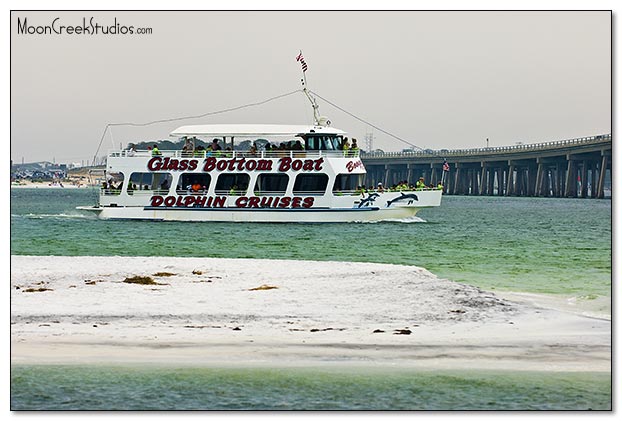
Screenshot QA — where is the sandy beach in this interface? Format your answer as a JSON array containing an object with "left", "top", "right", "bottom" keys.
[{"left": 11, "top": 256, "right": 610, "bottom": 372}]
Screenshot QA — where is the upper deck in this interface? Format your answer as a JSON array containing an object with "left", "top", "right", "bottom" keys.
[
  {"left": 109, "top": 149, "right": 360, "bottom": 160},
  {"left": 113, "top": 123, "right": 359, "bottom": 161}
]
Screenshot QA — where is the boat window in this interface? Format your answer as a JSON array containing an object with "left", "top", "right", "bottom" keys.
[
  {"left": 304, "top": 135, "right": 343, "bottom": 151},
  {"left": 152, "top": 173, "right": 173, "bottom": 194},
  {"left": 254, "top": 174, "right": 289, "bottom": 195},
  {"left": 104, "top": 172, "right": 124, "bottom": 195},
  {"left": 293, "top": 174, "right": 328, "bottom": 196},
  {"left": 128, "top": 172, "right": 153, "bottom": 191},
  {"left": 215, "top": 173, "right": 250, "bottom": 195},
  {"left": 123, "top": 172, "right": 171, "bottom": 195},
  {"left": 323, "top": 136, "right": 336, "bottom": 150},
  {"left": 333, "top": 174, "right": 363, "bottom": 194},
  {"left": 177, "top": 173, "right": 211, "bottom": 194},
  {"left": 127, "top": 172, "right": 171, "bottom": 193},
  {"left": 305, "top": 136, "right": 317, "bottom": 151}
]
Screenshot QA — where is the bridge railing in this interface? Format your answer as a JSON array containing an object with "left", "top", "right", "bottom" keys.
[{"left": 362, "top": 133, "right": 611, "bottom": 159}]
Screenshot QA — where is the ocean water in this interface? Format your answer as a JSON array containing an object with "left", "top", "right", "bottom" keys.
[
  {"left": 10, "top": 188, "right": 612, "bottom": 410},
  {"left": 10, "top": 365, "right": 611, "bottom": 410},
  {"left": 10, "top": 188, "right": 611, "bottom": 296}
]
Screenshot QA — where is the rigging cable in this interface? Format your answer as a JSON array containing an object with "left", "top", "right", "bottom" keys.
[
  {"left": 90, "top": 89, "right": 302, "bottom": 167},
  {"left": 88, "top": 89, "right": 301, "bottom": 205},
  {"left": 309, "top": 89, "right": 438, "bottom": 156}
]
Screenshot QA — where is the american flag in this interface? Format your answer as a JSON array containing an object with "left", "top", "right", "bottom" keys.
[
  {"left": 296, "top": 52, "right": 308, "bottom": 72},
  {"left": 443, "top": 160, "right": 450, "bottom": 172}
]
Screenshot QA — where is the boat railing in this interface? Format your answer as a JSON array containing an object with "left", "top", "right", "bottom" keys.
[
  {"left": 109, "top": 150, "right": 361, "bottom": 159},
  {"left": 102, "top": 186, "right": 441, "bottom": 197},
  {"left": 253, "top": 191, "right": 289, "bottom": 196},
  {"left": 126, "top": 189, "right": 164, "bottom": 196},
  {"left": 292, "top": 190, "right": 327, "bottom": 196},
  {"left": 102, "top": 188, "right": 167, "bottom": 196},
  {"left": 175, "top": 189, "right": 209, "bottom": 195}
]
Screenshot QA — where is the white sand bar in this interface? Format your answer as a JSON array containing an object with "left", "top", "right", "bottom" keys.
[{"left": 11, "top": 256, "right": 610, "bottom": 372}]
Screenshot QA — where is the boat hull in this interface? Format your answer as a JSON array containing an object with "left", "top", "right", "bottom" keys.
[
  {"left": 78, "top": 190, "right": 442, "bottom": 223},
  {"left": 82, "top": 205, "right": 425, "bottom": 223}
]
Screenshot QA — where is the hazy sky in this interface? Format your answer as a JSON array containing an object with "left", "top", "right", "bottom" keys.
[{"left": 10, "top": 10, "right": 611, "bottom": 164}]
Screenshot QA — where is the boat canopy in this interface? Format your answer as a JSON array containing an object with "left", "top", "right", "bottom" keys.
[{"left": 170, "top": 124, "right": 346, "bottom": 138}]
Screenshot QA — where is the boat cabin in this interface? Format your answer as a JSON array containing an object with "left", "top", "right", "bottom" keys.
[{"left": 102, "top": 124, "right": 367, "bottom": 205}]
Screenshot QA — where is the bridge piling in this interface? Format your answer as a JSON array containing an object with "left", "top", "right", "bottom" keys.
[{"left": 597, "top": 155, "right": 609, "bottom": 199}]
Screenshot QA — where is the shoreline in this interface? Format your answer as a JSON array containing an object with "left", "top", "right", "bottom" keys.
[
  {"left": 11, "top": 256, "right": 611, "bottom": 372},
  {"left": 11, "top": 183, "right": 95, "bottom": 189}
]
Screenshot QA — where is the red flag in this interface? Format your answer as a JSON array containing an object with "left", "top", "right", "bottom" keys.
[
  {"left": 443, "top": 160, "right": 450, "bottom": 172},
  {"left": 296, "top": 52, "right": 308, "bottom": 72}
]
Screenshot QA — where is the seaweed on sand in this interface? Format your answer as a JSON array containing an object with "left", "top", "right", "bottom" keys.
[
  {"left": 123, "top": 276, "right": 167, "bottom": 286},
  {"left": 248, "top": 284, "right": 278, "bottom": 291},
  {"left": 23, "top": 287, "right": 53, "bottom": 293}
]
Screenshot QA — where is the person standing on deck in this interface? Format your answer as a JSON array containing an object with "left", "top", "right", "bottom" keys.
[
  {"left": 211, "top": 139, "right": 222, "bottom": 151},
  {"left": 350, "top": 138, "right": 359, "bottom": 157},
  {"left": 342, "top": 138, "right": 350, "bottom": 157}
]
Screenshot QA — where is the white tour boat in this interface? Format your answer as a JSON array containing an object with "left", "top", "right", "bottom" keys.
[
  {"left": 78, "top": 60, "right": 442, "bottom": 222},
  {"left": 78, "top": 122, "right": 442, "bottom": 222}
]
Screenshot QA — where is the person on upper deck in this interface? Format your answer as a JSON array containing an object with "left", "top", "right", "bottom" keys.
[
  {"left": 194, "top": 145, "right": 206, "bottom": 157},
  {"left": 350, "top": 139, "right": 359, "bottom": 156},
  {"left": 211, "top": 139, "right": 222, "bottom": 151},
  {"left": 415, "top": 177, "right": 426, "bottom": 190},
  {"left": 182, "top": 137, "right": 194, "bottom": 157},
  {"left": 151, "top": 145, "right": 161, "bottom": 156},
  {"left": 342, "top": 138, "right": 350, "bottom": 156}
]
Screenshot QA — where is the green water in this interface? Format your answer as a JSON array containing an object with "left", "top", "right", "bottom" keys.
[
  {"left": 10, "top": 188, "right": 611, "bottom": 296},
  {"left": 10, "top": 365, "right": 611, "bottom": 410}
]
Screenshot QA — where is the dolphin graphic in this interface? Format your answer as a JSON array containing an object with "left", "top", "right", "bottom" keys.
[
  {"left": 386, "top": 192, "right": 419, "bottom": 207},
  {"left": 357, "top": 193, "right": 380, "bottom": 208}
]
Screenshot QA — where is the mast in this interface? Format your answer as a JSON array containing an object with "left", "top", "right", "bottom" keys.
[{"left": 297, "top": 50, "right": 322, "bottom": 126}]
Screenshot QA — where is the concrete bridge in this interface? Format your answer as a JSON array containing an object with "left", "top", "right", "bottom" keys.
[{"left": 361, "top": 134, "right": 612, "bottom": 198}]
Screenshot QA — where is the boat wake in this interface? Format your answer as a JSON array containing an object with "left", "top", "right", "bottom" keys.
[
  {"left": 12, "top": 213, "right": 96, "bottom": 220},
  {"left": 361, "top": 216, "right": 427, "bottom": 224}
]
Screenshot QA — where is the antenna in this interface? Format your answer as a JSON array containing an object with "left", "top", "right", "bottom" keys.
[{"left": 364, "top": 131, "right": 374, "bottom": 152}]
